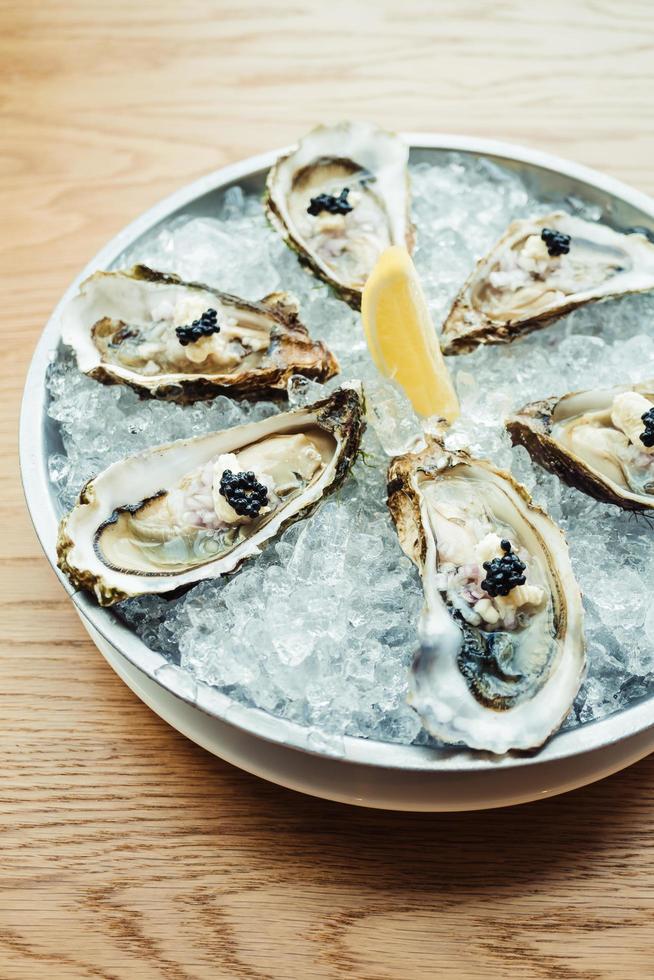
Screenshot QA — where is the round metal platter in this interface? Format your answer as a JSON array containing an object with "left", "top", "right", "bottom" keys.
[{"left": 20, "top": 135, "right": 654, "bottom": 810}]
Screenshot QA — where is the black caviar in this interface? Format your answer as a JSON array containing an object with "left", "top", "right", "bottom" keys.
[
  {"left": 640, "top": 407, "right": 654, "bottom": 448},
  {"left": 175, "top": 308, "right": 220, "bottom": 346},
  {"left": 481, "top": 539, "right": 527, "bottom": 598},
  {"left": 541, "top": 227, "right": 571, "bottom": 257},
  {"left": 219, "top": 469, "right": 269, "bottom": 518},
  {"left": 307, "top": 188, "right": 353, "bottom": 216}
]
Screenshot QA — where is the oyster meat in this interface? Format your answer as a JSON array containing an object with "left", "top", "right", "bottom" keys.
[
  {"left": 441, "top": 212, "right": 654, "bottom": 354},
  {"left": 507, "top": 381, "right": 654, "bottom": 511},
  {"left": 265, "top": 121, "right": 413, "bottom": 308},
  {"left": 57, "top": 385, "right": 364, "bottom": 605},
  {"left": 387, "top": 437, "right": 585, "bottom": 753},
  {"left": 61, "top": 265, "right": 338, "bottom": 402}
]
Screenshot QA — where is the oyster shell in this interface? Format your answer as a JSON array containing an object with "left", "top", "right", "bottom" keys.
[
  {"left": 387, "top": 437, "right": 585, "bottom": 753},
  {"left": 441, "top": 213, "right": 654, "bottom": 354},
  {"left": 57, "top": 385, "right": 364, "bottom": 605},
  {"left": 507, "top": 381, "right": 654, "bottom": 511},
  {"left": 265, "top": 121, "right": 413, "bottom": 308},
  {"left": 61, "top": 265, "right": 338, "bottom": 402}
]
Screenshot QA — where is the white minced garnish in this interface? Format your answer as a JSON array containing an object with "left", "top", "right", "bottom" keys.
[
  {"left": 473, "top": 597, "right": 500, "bottom": 625},
  {"left": 314, "top": 213, "right": 347, "bottom": 235},
  {"left": 475, "top": 531, "right": 504, "bottom": 565},
  {"left": 516, "top": 234, "right": 552, "bottom": 275},
  {"left": 490, "top": 234, "right": 559, "bottom": 292}
]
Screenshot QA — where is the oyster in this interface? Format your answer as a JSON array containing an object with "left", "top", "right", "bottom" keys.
[
  {"left": 57, "top": 385, "right": 364, "bottom": 605},
  {"left": 265, "top": 121, "right": 413, "bottom": 308},
  {"left": 441, "top": 213, "right": 654, "bottom": 354},
  {"left": 507, "top": 381, "right": 654, "bottom": 511},
  {"left": 387, "top": 437, "right": 585, "bottom": 753},
  {"left": 61, "top": 265, "right": 338, "bottom": 402}
]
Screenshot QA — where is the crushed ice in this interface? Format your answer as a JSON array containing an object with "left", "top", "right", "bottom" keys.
[{"left": 46, "top": 154, "right": 654, "bottom": 744}]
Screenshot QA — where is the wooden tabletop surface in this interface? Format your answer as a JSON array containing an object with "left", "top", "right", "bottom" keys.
[{"left": 3, "top": 1, "right": 654, "bottom": 977}]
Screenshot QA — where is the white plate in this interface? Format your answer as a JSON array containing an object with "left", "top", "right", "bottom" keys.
[
  {"left": 83, "top": 614, "right": 654, "bottom": 810},
  {"left": 22, "top": 134, "right": 654, "bottom": 809}
]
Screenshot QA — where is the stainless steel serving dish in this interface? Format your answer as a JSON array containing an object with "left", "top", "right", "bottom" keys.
[{"left": 20, "top": 135, "right": 654, "bottom": 810}]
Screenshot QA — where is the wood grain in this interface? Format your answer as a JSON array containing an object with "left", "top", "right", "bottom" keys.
[{"left": 2, "top": 1, "right": 654, "bottom": 976}]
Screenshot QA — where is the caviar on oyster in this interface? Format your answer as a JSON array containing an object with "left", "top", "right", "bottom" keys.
[
  {"left": 61, "top": 265, "right": 338, "bottom": 402},
  {"left": 175, "top": 306, "right": 221, "bottom": 346},
  {"left": 507, "top": 382, "right": 654, "bottom": 511},
  {"left": 265, "top": 121, "right": 413, "bottom": 309},
  {"left": 57, "top": 386, "right": 365, "bottom": 605},
  {"left": 387, "top": 437, "right": 585, "bottom": 753},
  {"left": 441, "top": 212, "right": 654, "bottom": 354}
]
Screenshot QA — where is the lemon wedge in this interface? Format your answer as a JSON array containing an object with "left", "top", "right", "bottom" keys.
[{"left": 361, "top": 246, "right": 460, "bottom": 422}]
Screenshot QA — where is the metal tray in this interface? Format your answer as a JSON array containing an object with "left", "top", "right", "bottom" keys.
[{"left": 20, "top": 135, "right": 654, "bottom": 810}]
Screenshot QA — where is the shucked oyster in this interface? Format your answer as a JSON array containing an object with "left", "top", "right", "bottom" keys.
[
  {"left": 387, "top": 437, "right": 585, "bottom": 753},
  {"left": 507, "top": 381, "right": 654, "bottom": 511},
  {"left": 441, "top": 213, "right": 654, "bottom": 354},
  {"left": 57, "top": 386, "right": 364, "bottom": 605},
  {"left": 61, "top": 265, "right": 338, "bottom": 402},
  {"left": 265, "top": 121, "right": 413, "bottom": 308}
]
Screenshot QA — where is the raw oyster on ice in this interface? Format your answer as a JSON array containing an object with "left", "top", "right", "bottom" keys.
[
  {"left": 387, "top": 437, "right": 585, "bottom": 753},
  {"left": 61, "top": 265, "right": 338, "bottom": 402},
  {"left": 441, "top": 213, "right": 654, "bottom": 354},
  {"left": 265, "top": 121, "right": 413, "bottom": 308},
  {"left": 507, "top": 381, "right": 654, "bottom": 511},
  {"left": 57, "top": 386, "right": 365, "bottom": 605}
]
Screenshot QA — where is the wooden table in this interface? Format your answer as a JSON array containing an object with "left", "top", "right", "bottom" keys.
[{"left": 2, "top": 2, "right": 654, "bottom": 976}]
